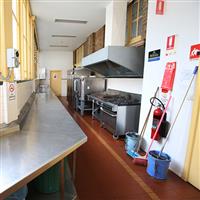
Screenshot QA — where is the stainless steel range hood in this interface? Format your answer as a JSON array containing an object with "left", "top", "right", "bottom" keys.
[{"left": 82, "top": 46, "right": 144, "bottom": 78}]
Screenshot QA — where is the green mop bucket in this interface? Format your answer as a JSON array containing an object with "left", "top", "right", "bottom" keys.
[
  {"left": 33, "top": 158, "right": 68, "bottom": 193},
  {"left": 147, "top": 150, "right": 171, "bottom": 180}
]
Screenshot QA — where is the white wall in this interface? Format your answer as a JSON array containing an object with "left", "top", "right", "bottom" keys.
[
  {"left": 139, "top": 0, "right": 200, "bottom": 177},
  {"left": 0, "top": 81, "right": 34, "bottom": 124},
  {"left": 105, "top": 0, "right": 127, "bottom": 46},
  {"left": 107, "top": 78, "right": 143, "bottom": 94},
  {"left": 0, "top": 82, "right": 18, "bottom": 124},
  {"left": 38, "top": 51, "right": 73, "bottom": 96},
  {"left": 17, "top": 81, "right": 34, "bottom": 114}
]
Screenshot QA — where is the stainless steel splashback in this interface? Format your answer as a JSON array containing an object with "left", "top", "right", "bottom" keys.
[{"left": 82, "top": 46, "right": 145, "bottom": 78}]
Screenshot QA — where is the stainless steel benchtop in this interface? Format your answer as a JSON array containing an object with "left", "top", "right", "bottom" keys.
[{"left": 0, "top": 91, "right": 87, "bottom": 199}]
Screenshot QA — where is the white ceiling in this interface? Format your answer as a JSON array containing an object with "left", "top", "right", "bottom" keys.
[{"left": 30, "top": 0, "right": 111, "bottom": 51}]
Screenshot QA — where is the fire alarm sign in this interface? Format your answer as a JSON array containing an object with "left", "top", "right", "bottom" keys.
[
  {"left": 156, "top": 0, "right": 165, "bottom": 15},
  {"left": 166, "top": 35, "right": 177, "bottom": 56},
  {"left": 189, "top": 44, "right": 200, "bottom": 60}
]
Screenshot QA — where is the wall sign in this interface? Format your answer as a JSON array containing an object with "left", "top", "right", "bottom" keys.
[
  {"left": 161, "top": 62, "right": 176, "bottom": 92},
  {"left": 53, "top": 73, "right": 57, "bottom": 79},
  {"left": 156, "top": 0, "right": 165, "bottom": 15},
  {"left": 148, "top": 49, "right": 161, "bottom": 62},
  {"left": 189, "top": 44, "right": 200, "bottom": 60},
  {"left": 166, "top": 35, "right": 177, "bottom": 56},
  {"left": 8, "top": 83, "right": 16, "bottom": 101}
]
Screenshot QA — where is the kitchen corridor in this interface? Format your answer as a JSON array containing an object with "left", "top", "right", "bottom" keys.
[{"left": 59, "top": 97, "right": 200, "bottom": 200}]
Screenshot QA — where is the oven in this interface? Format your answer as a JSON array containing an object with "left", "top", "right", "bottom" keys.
[{"left": 90, "top": 90, "right": 141, "bottom": 139}]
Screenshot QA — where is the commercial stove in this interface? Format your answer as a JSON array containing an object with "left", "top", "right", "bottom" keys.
[{"left": 88, "top": 89, "right": 141, "bottom": 139}]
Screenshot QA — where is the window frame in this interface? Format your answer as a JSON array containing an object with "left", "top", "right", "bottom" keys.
[{"left": 126, "top": 0, "right": 145, "bottom": 47}]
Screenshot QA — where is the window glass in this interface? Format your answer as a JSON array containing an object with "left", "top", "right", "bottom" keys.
[
  {"left": 132, "top": 21, "right": 137, "bottom": 38},
  {"left": 138, "top": 18, "right": 142, "bottom": 35},
  {"left": 139, "top": 0, "right": 143, "bottom": 16},
  {"left": 12, "top": 0, "right": 17, "bottom": 16},
  {"left": 132, "top": 2, "right": 138, "bottom": 20},
  {"left": 12, "top": 16, "right": 17, "bottom": 48}
]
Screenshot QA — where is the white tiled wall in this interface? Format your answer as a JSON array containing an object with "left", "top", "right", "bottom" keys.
[
  {"left": 17, "top": 81, "right": 34, "bottom": 114},
  {"left": 107, "top": 78, "right": 143, "bottom": 94},
  {"left": 0, "top": 82, "right": 18, "bottom": 124},
  {"left": 0, "top": 80, "right": 34, "bottom": 124},
  {"left": 38, "top": 51, "right": 73, "bottom": 96}
]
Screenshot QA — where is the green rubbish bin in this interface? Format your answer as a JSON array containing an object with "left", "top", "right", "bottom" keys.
[{"left": 33, "top": 158, "right": 68, "bottom": 194}]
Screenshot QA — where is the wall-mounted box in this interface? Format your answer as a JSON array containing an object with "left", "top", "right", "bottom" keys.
[{"left": 38, "top": 68, "right": 46, "bottom": 79}]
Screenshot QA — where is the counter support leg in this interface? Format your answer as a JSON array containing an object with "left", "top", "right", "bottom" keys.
[
  {"left": 60, "top": 159, "right": 65, "bottom": 200},
  {"left": 72, "top": 151, "right": 77, "bottom": 181}
]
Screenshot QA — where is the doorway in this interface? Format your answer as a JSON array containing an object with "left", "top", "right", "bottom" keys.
[{"left": 50, "top": 70, "right": 62, "bottom": 96}]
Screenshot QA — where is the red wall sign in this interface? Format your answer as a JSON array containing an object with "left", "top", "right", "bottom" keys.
[
  {"left": 166, "top": 35, "right": 177, "bottom": 56},
  {"left": 156, "top": 0, "right": 165, "bottom": 15},
  {"left": 9, "top": 84, "right": 15, "bottom": 93},
  {"left": 166, "top": 35, "right": 176, "bottom": 50},
  {"left": 8, "top": 83, "right": 16, "bottom": 101},
  {"left": 161, "top": 62, "right": 176, "bottom": 93},
  {"left": 189, "top": 44, "right": 200, "bottom": 60}
]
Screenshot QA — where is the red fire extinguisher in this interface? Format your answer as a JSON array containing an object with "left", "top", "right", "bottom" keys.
[{"left": 150, "top": 97, "right": 167, "bottom": 140}]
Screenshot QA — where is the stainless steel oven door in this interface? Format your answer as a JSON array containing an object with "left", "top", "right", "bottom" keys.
[{"left": 100, "top": 105, "right": 117, "bottom": 135}]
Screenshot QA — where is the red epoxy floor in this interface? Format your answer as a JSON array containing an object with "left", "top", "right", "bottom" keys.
[{"left": 59, "top": 97, "right": 200, "bottom": 200}]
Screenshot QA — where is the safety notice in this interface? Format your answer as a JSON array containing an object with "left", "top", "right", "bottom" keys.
[
  {"left": 189, "top": 44, "right": 200, "bottom": 60},
  {"left": 166, "top": 35, "right": 177, "bottom": 56},
  {"left": 8, "top": 83, "right": 16, "bottom": 101}
]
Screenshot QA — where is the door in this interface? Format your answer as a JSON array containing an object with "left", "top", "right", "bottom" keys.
[
  {"left": 183, "top": 64, "right": 200, "bottom": 189},
  {"left": 50, "top": 70, "right": 62, "bottom": 96}
]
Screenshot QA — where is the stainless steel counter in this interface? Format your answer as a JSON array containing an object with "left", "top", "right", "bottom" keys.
[{"left": 0, "top": 91, "right": 87, "bottom": 199}]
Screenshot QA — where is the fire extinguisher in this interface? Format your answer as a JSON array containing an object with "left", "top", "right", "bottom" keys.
[{"left": 150, "top": 97, "right": 167, "bottom": 141}]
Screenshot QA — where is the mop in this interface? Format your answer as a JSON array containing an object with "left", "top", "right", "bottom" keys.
[
  {"left": 157, "top": 66, "right": 198, "bottom": 159},
  {"left": 133, "top": 95, "right": 172, "bottom": 166},
  {"left": 131, "top": 87, "right": 159, "bottom": 158}
]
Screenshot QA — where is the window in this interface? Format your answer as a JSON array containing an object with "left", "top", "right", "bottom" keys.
[
  {"left": 12, "top": 0, "right": 21, "bottom": 80},
  {"left": 126, "top": 0, "right": 147, "bottom": 46},
  {"left": 0, "top": 0, "right": 36, "bottom": 81},
  {"left": 0, "top": 0, "right": 12, "bottom": 79},
  {"left": 19, "top": 0, "right": 36, "bottom": 80}
]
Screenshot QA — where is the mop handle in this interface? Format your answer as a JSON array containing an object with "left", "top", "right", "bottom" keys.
[
  {"left": 136, "top": 87, "right": 159, "bottom": 153},
  {"left": 145, "top": 95, "right": 172, "bottom": 158},
  {"left": 159, "top": 66, "right": 199, "bottom": 155}
]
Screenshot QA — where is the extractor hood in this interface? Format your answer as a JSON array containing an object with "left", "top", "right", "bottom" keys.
[{"left": 82, "top": 46, "right": 144, "bottom": 78}]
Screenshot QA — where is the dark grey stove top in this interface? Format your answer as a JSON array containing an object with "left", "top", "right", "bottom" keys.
[{"left": 89, "top": 89, "right": 141, "bottom": 106}]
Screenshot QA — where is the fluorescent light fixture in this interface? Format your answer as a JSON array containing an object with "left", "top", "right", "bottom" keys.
[
  {"left": 55, "top": 18, "right": 87, "bottom": 24},
  {"left": 50, "top": 45, "right": 69, "bottom": 48},
  {"left": 52, "top": 34, "right": 76, "bottom": 38}
]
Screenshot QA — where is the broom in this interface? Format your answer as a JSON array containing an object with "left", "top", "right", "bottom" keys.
[
  {"left": 157, "top": 66, "right": 198, "bottom": 159},
  {"left": 133, "top": 95, "right": 172, "bottom": 166}
]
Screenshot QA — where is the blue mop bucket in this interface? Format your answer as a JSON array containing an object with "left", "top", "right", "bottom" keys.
[
  {"left": 147, "top": 150, "right": 171, "bottom": 180},
  {"left": 125, "top": 132, "right": 139, "bottom": 157}
]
